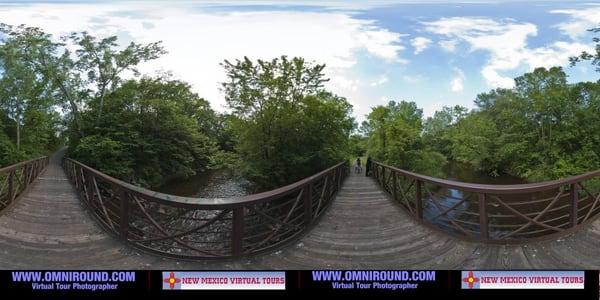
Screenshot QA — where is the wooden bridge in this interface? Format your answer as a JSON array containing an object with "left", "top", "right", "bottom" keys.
[{"left": 0, "top": 151, "right": 599, "bottom": 269}]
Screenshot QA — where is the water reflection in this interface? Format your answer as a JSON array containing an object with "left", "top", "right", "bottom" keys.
[
  {"left": 156, "top": 169, "right": 258, "bottom": 198},
  {"left": 422, "top": 162, "right": 527, "bottom": 233}
]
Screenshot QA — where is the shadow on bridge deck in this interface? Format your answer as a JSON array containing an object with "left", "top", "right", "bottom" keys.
[{"left": 0, "top": 152, "right": 599, "bottom": 269}]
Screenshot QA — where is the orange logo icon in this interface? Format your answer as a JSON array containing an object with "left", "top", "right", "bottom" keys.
[
  {"left": 462, "top": 271, "right": 480, "bottom": 289},
  {"left": 163, "top": 272, "right": 181, "bottom": 289}
]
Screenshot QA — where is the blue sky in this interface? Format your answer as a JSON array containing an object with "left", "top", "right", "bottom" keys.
[{"left": 1, "top": 1, "right": 598, "bottom": 121}]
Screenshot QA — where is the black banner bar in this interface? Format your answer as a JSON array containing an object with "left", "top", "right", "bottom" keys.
[{"left": 0, "top": 270, "right": 597, "bottom": 299}]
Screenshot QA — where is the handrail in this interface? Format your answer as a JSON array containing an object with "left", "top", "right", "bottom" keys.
[
  {"left": 66, "top": 158, "right": 347, "bottom": 209},
  {"left": 63, "top": 158, "right": 348, "bottom": 259},
  {"left": 375, "top": 161, "right": 600, "bottom": 194},
  {"left": 0, "top": 157, "right": 49, "bottom": 212},
  {"left": 371, "top": 161, "right": 600, "bottom": 243}
]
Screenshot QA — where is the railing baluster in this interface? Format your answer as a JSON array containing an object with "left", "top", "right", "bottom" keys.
[
  {"left": 232, "top": 207, "right": 244, "bottom": 257},
  {"left": 478, "top": 193, "right": 488, "bottom": 240},
  {"left": 119, "top": 188, "right": 130, "bottom": 238},
  {"left": 382, "top": 166, "right": 386, "bottom": 191},
  {"left": 392, "top": 171, "right": 398, "bottom": 201},
  {"left": 85, "top": 172, "right": 94, "bottom": 203},
  {"left": 304, "top": 184, "right": 313, "bottom": 225},
  {"left": 8, "top": 171, "right": 14, "bottom": 202},
  {"left": 570, "top": 183, "right": 578, "bottom": 227},
  {"left": 337, "top": 167, "right": 342, "bottom": 190},
  {"left": 415, "top": 180, "right": 422, "bottom": 220}
]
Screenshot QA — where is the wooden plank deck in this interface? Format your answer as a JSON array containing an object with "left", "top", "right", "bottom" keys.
[{"left": 0, "top": 153, "right": 598, "bottom": 269}]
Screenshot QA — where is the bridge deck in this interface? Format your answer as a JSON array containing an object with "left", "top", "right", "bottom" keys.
[{"left": 0, "top": 153, "right": 599, "bottom": 269}]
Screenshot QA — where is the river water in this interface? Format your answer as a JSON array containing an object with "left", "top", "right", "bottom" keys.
[{"left": 156, "top": 169, "right": 258, "bottom": 198}]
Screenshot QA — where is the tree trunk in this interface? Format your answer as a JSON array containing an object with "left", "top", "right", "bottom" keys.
[
  {"left": 15, "top": 117, "right": 20, "bottom": 151},
  {"left": 57, "top": 82, "right": 83, "bottom": 137},
  {"left": 96, "top": 84, "right": 106, "bottom": 123},
  {"left": 97, "top": 94, "right": 104, "bottom": 122}
]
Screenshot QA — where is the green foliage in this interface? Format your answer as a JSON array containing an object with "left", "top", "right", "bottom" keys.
[
  {"left": 71, "top": 135, "right": 132, "bottom": 179},
  {"left": 0, "top": 23, "right": 63, "bottom": 166},
  {"left": 69, "top": 31, "right": 166, "bottom": 121},
  {"left": 0, "top": 132, "right": 24, "bottom": 166},
  {"left": 423, "top": 105, "right": 468, "bottom": 156},
  {"left": 69, "top": 76, "right": 218, "bottom": 187},
  {"left": 570, "top": 27, "right": 600, "bottom": 72},
  {"left": 222, "top": 56, "right": 353, "bottom": 188},
  {"left": 348, "top": 134, "right": 368, "bottom": 156},
  {"left": 365, "top": 100, "right": 446, "bottom": 177},
  {"left": 439, "top": 67, "right": 600, "bottom": 181},
  {"left": 446, "top": 113, "right": 500, "bottom": 173}
]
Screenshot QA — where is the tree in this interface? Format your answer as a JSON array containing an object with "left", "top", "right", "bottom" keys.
[
  {"left": 221, "top": 56, "right": 353, "bottom": 187},
  {"left": 0, "top": 24, "right": 61, "bottom": 159},
  {"left": 439, "top": 66, "right": 600, "bottom": 181},
  {"left": 570, "top": 27, "right": 600, "bottom": 72},
  {"left": 365, "top": 100, "right": 446, "bottom": 176},
  {"left": 68, "top": 32, "right": 166, "bottom": 122},
  {"left": 423, "top": 105, "right": 468, "bottom": 156},
  {"left": 348, "top": 134, "right": 368, "bottom": 157},
  {"left": 0, "top": 24, "right": 83, "bottom": 137},
  {"left": 69, "top": 76, "right": 218, "bottom": 187}
]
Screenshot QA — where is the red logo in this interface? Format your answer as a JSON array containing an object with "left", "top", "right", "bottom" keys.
[
  {"left": 462, "top": 271, "right": 480, "bottom": 288},
  {"left": 163, "top": 272, "right": 181, "bottom": 289}
]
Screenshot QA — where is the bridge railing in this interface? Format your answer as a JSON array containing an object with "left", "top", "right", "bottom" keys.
[
  {"left": 63, "top": 158, "right": 348, "bottom": 259},
  {"left": 0, "top": 157, "right": 49, "bottom": 212},
  {"left": 372, "top": 161, "right": 600, "bottom": 243}
]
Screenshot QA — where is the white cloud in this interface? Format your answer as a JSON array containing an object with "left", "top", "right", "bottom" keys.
[
  {"left": 439, "top": 39, "right": 458, "bottom": 52},
  {"left": 450, "top": 67, "right": 465, "bottom": 92},
  {"left": 551, "top": 7, "right": 600, "bottom": 39},
  {"left": 410, "top": 36, "right": 431, "bottom": 54},
  {"left": 0, "top": 3, "right": 406, "bottom": 114},
  {"left": 423, "top": 17, "right": 593, "bottom": 89},
  {"left": 370, "top": 75, "right": 389, "bottom": 87}
]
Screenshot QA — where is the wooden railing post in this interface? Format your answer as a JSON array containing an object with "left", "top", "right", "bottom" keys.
[
  {"left": 304, "top": 184, "right": 313, "bottom": 225},
  {"left": 382, "top": 166, "right": 386, "bottom": 190},
  {"left": 32, "top": 160, "right": 38, "bottom": 180},
  {"left": 570, "top": 183, "right": 578, "bottom": 227},
  {"left": 85, "top": 172, "right": 94, "bottom": 203},
  {"left": 23, "top": 164, "right": 29, "bottom": 187},
  {"left": 415, "top": 180, "right": 422, "bottom": 220},
  {"left": 478, "top": 193, "right": 488, "bottom": 240},
  {"left": 392, "top": 171, "right": 398, "bottom": 201},
  {"left": 119, "top": 188, "right": 130, "bottom": 238},
  {"left": 8, "top": 171, "right": 14, "bottom": 202},
  {"left": 232, "top": 207, "right": 244, "bottom": 257},
  {"left": 74, "top": 166, "right": 81, "bottom": 189},
  {"left": 337, "top": 167, "right": 342, "bottom": 190}
]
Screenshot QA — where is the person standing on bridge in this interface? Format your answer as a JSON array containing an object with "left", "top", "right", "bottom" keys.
[
  {"left": 365, "top": 156, "right": 372, "bottom": 176},
  {"left": 354, "top": 157, "right": 362, "bottom": 174}
]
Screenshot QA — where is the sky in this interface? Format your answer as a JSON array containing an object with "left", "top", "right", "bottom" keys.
[{"left": 1, "top": 0, "right": 598, "bottom": 121}]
